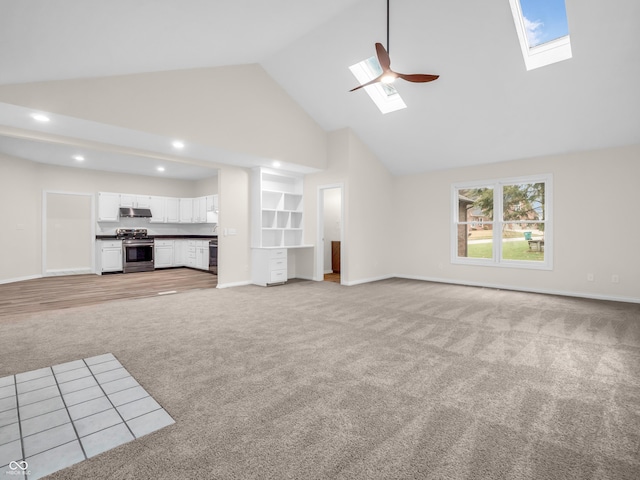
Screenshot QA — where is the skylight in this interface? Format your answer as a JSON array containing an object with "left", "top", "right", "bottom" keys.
[
  {"left": 509, "top": 0, "right": 572, "bottom": 71},
  {"left": 349, "top": 56, "right": 407, "bottom": 114}
]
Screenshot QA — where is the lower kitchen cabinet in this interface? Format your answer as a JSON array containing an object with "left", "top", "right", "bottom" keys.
[
  {"left": 154, "top": 240, "right": 174, "bottom": 269},
  {"left": 98, "top": 240, "right": 123, "bottom": 273},
  {"left": 173, "top": 240, "right": 187, "bottom": 266},
  {"left": 252, "top": 248, "right": 287, "bottom": 286}
]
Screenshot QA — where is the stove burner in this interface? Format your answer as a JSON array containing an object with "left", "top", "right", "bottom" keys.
[{"left": 116, "top": 228, "right": 148, "bottom": 239}]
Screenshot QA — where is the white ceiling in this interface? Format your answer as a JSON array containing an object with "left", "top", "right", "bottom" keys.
[{"left": 0, "top": 0, "right": 638, "bottom": 177}]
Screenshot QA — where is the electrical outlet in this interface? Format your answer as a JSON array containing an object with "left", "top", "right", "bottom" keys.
[
  {"left": 612, "top": 274, "right": 619, "bottom": 283},
  {"left": 587, "top": 273, "right": 594, "bottom": 282}
]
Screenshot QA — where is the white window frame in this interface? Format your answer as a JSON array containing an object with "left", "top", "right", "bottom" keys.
[
  {"left": 508, "top": 0, "right": 572, "bottom": 71},
  {"left": 451, "top": 174, "right": 553, "bottom": 270}
]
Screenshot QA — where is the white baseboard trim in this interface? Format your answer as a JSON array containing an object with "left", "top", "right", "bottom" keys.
[
  {"left": 395, "top": 274, "right": 640, "bottom": 304},
  {"left": 216, "top": 280, "right": 252, "bottom": 289},
  {"left": 0, "top": 274, "right": 43, "bottom": 285},
  {"left": 343, "top": 274, "right": 394, "bottom": 287},
  {"left": 45, "top": 268, "right": 93, "bottom": 277}
]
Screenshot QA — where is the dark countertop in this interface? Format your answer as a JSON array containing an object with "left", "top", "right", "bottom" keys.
[{"left": 96, "top": 235, "right": 218, "bottom": 240}]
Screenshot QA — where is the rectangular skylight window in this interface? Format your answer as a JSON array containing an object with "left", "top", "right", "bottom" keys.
[
  {"left": 509, "top": 0, "right": 572, "bottom": 70},
  {"left": 349, "top": 56, "right": 407, "bottom": 114}
]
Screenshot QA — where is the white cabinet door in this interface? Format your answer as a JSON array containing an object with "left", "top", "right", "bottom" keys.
[
  {"left": 195, "top": 241, "right": 210, "bottom": 270},
  {"left": 119, "top": 194, "right": 135, "bottom": 207},
  {"left": 136, "top": 195, "right": 151, "bottom": 208},
  {"left": 165, "top": 198, "right": 180, "bottom": 223},
  {"left": 173, "top": 240, "right": 187, "bottom": 266},
  {"left": 101, "top": 247, "right": 123, "bottom": 272},
  {"left": 149, "top": 196, "right": 165, "bottom": 223},
  {"left": 206, "top": 195, "right": 219, "bottom": 224},
  {"left": 120, "top": 194, "right": 150, "bottom": 208},
  {"left": 191, "top": 197, "right": 206, "bottom": 223},
  {"left": 179, "top": 198, "right": 193, "bottom": 223},
  {"left": 155, "top": 246, "right": 173, "bottom": 268},
  {"left": 97, "top": 193, "right": 120, "bottom": 222}
]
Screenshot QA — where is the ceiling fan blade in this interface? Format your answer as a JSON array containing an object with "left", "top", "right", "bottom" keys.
[
  {"left": 397, "top": 73, "right": 439, "bottom": 83},
  {"left": 375, "top": 43, "right": 391, "bottom": 71},
  {"left": 349, "top": 74, "right": 384, "bottom": 92}
]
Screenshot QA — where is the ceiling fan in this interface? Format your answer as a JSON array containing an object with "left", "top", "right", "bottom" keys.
[{"left": 350, "top": 0, "right": 439, "bottom": 92}]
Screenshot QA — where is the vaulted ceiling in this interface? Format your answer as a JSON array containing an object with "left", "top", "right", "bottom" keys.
[{"left": 0, "top": 0, "right": 638, "bottom": 177}]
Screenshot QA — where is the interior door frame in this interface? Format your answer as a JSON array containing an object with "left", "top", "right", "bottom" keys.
[
  {"left": 316, "top": 183, "right": 345, "bottom": 283},
  {"left": 42, "top": 190, "right": 96, "bottom": 277}
]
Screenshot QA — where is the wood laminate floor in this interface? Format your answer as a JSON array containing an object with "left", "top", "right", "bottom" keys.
[{"left": 0, "top": 268, "right": 217, "bottom": 318}]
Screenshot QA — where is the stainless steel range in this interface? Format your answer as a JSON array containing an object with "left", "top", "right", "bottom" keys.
[{"left": 116, "top": 228, "right": 154, "bottom": 273}]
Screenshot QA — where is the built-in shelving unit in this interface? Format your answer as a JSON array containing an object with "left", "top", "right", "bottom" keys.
[
  {"left": 251, "top": 167, "right": 311, "bottom": 286},
  {"left": 252, "top": 168, "right": 305, "bottom": 248}
]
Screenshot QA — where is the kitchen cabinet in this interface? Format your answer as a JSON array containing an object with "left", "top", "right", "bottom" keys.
[
  {"left": 192, "top": 196, "right": 207, "bottom": 223},
  {"left": 154, "top": 240, "right": 174, "bottom": 268},
  {"left": 185, "top": 240, "right": 209, "bottom": 270},
  {"left": 98, "top": 192, "right": 216, "bottom": 224},
  {"left": 120, "top": 194, "right": 151, "bottom": 208},
  {"left": 173, "top": 240, "right": 187, "bottom": 266},
  {"left": 149, "top": 196, "right": 181, "bottom": 224},
  {"left": 331, "top": 241, "right": 341, "bottom": 273},
  {"left": 179, "top": 198, "right": 193, "bottom": 223},
  {"left": 165, "top": 197, "right": 180, "bottom": 223},
  {"left": 148, "top": 196, "right": 165, "bottom": 224},
  {"left": 98, "top": 240, "right": 123, "bottom": 272},
  {"left": 97, "top": 192, "right": 121, "bottom": 222},
  {"left": 252, "top": 248, "right": 287, "bottom": 286},
  {"left": 206, "top": 194, "right": 219, "bottom": 224}
]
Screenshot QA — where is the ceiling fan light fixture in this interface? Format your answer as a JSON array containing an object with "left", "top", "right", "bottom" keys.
[{"left": 381, "top": 74, "right": 396, "bottom": 84}]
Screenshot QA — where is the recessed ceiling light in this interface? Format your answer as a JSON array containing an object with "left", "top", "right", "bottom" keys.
[
  {"left": 172, "top": 140, "right": 185, "bottom": 149},
  {"left": 272, "top": 161, "right": 281, "bottom": 168},
  {"left": 157, "top": 166, "right": 165, "bottom": 172},
  {"left": 73, "top": 155, "right": 85, "bottom": 162},
  {"left": 30, "top": 113, "right": 50, "bottom": 122}
]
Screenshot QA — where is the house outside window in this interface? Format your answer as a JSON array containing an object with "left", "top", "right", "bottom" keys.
[{"left": 452, "top": 174, "right": 553, "bottom": 270}]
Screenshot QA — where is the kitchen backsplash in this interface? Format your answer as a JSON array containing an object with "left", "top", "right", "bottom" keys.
[{"left": 96, "top": 217, "right": 217, "bottom": 236}]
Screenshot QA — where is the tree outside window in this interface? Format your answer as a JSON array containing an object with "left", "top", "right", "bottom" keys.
[{"left": 453, "top": 175, "right": 552, "bottom": 269}]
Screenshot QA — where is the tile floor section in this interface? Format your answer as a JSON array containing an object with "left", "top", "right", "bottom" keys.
[{"left": 0, "top": 353, "right": 174, "bottom": 479}]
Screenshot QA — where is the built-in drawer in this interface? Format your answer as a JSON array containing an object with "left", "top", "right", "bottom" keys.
[
  {"left": 155, "top": 240, "right": 174, "bottom": 247},
  {"left": 269, "top": 258, "right": 287, "bottom": 271},
  {"left": 269, "top": 269, "right": 287, "bottom": 283},
  {"left": 188, "top": 240, "right": 197, "bottom": 247},
  {"left": 100, "top": 240, "right": 122, "bottom": 249},
  {"left": 269, "top": 249, "right": 286, "bottom": 259}
]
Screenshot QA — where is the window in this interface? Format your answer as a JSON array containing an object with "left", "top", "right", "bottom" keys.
[
  {"left": 349, "top": 56, "right": 407, "bottom": 114},
  {"left": 508, "top": 0, "right": 572, "bottom": 71},
  {"left": 452, "top": 174, "right": 552, "bottom": 270}
]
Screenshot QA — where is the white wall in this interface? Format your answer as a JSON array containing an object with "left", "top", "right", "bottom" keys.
[
  {"left": 304, "top": 128, "right": 394, "bottom": 285},
  {"left": 216, "top": 166, "right": 251, "bottom": 287},
  {"left": 392, "top": 144, "right": 640, "bottom": 303}
]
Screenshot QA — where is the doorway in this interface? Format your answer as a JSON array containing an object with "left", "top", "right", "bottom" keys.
[{"left": 317, "top": 185, "right": 344, "bottom": 284}]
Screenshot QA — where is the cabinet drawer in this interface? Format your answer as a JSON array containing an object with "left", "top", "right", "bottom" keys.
[
  {"left": 100, "top": 240, "right": 122, "bottom": 248},
  {"left": 155, "top": 240, "right": 174, "bottom": 247},
  {"left": 188, "top": 240, "right": 197, "bottom": 247},
  {"left": 269, "top": 249, "right": 287, "bottom": 259},
  {"left": 269, "top": 269, "right": 287, "bottom": 283},
  {"left": 269, "top": 258, "right": 287, "bottom": 271}
]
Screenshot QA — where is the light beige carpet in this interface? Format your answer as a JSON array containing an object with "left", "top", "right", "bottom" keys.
[{"left": 1, "top": 278, "right": 639, "bottom": 479}]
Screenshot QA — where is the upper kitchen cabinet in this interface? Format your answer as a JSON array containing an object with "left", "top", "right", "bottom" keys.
[
  {"left": 97, "top": 192, "right": 120, "bottom": 222},
  {"left": 98, "top": 192, "right": 217, "bottom": 224},
  {"left": 252, "top": 167, "right": 304, "bottom": 248},
  {"left": 120, "top": 194, "right": 151, "bottom": 208},
  {"left": 206, "top": 195, "right": 219, "bottom": 224},
  {"left": 149, "top": 196, "right": 182, "bottom": 223}
]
